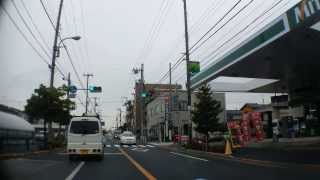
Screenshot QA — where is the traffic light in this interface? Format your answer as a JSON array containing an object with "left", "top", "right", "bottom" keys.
[
  {"left": 141, "top": 90, "right": 155, "bottom": 98},
  {"left": 89, "top": 86, "right": 102, "bottom": 93}
]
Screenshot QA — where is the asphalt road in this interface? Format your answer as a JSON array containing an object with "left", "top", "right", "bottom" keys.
[{"left": 1, "top": 138, "right": 319, "bottom": 180}]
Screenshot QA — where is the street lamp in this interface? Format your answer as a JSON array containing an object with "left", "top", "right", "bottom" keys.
[{"left": 56, "top": 36, "right": 81, "bottom": 57}]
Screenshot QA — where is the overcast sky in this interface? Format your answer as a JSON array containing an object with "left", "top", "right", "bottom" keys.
[{"left": 0, "top": 0, "right": 301, "bottom": 129}]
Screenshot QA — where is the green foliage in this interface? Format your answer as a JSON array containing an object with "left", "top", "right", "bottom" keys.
[
  {"left": 24, "top": 84, "right": 74, "bottom": 125},
  {"left": 191, "top": 84, "right": 222, "bottom": 137}
]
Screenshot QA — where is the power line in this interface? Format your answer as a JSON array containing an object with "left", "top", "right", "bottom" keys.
[
  {"left": 11, "top": 0, "right": 52, "bottom": 59},
  {"left": 200, "top": 0, "right": 285, "bottom": 68},
  {"left": 189, "top": 0, "right": 243, "bottom": 53},
  {"left": 40, "top": 0, "right": 86, "bottom": 90},
  {"left": 157, "top": 0, "right": 244, "bottom": 84},
  {"left": 20, "top": 0, "right": 51, "bottom": 51},
  {"left": 189, "top": 0, "right": 254, "bottom": 55},
  {"left": 1, "top": 5, "right": 49, "bottom": 69},
  {"left": 40, "top": 0, "right": 55, "bottom": 29},
  {"left": 79, "top": 0, "right": 91, "bottom": 68},
  {"left": 137, "top": 0, "right": 172, "bottom": 62},
  {"left": 64, "top": 46, "right": 85, "bottom": 89}
]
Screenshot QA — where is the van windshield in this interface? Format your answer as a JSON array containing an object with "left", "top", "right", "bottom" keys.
[{"left": 70, "top": 121, "right": 99, "bottom": 134}]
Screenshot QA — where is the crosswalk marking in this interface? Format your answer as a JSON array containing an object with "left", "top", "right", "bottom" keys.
[{"left": 104, "top": 144, "right": 155, "bottom": 148}]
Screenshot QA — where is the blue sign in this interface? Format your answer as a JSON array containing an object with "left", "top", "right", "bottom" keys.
[{"left": 69, "top": 86, "right": 77, "bottom": 93}]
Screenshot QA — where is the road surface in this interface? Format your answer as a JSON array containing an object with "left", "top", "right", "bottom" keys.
[{"left": 1, "top": 138, "right": 319, "bottom": 180}]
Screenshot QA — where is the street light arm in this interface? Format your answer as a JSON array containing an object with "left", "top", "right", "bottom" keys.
[{"left": 58, "top": 36, "right": 81, "bottom": 47}]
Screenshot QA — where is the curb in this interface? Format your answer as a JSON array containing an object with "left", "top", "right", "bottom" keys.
[{"left": 0, "top": 149, "right": 53, "bottom": 160}]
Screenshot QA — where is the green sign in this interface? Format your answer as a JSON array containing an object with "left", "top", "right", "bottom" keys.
[{"left": 189, "top": 61, "right": 200, "bottom": 76}]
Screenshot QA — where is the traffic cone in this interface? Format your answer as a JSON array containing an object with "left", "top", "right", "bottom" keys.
[{"left": 224, "top": 139, "right": 232, "bottom": 155}]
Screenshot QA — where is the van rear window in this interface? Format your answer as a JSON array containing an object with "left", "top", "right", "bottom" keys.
[{"left": 70, "top": 121, "right": 99, "bottom": 134}]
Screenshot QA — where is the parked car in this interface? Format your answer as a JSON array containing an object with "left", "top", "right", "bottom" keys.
[{"left": 119, "top": 131, "right": 136, "bottom": 145}]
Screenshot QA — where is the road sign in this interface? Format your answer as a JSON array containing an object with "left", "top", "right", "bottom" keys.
[
  {"left": 69, "top": 86, "right": 77, "bottom": 93},
  {"left": 69, "top": 93, "right": 76, "bottom": 98}
]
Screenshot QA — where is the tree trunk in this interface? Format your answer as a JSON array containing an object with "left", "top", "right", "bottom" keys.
[{"left": 58, "top": 122, "right": 62, "bottom": 136}]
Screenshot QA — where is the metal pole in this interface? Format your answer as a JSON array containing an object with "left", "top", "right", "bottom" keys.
[
  {"left": 169, "top": 63, "right": 172, "bottom": 141},
  {"left": 119, "top": 108, "right": 122, "bottom": 127},
  {"left": 67, "top": 73, "right": 71, "bottom": 98},
  {"left": 182, "top": 0, "right": 192, "bottom": 139},
  {"left": 94, "top": 97, "right": 98, "bottom": 113},
  {"left": 84, "top": 73, "right": 93, "bottom": 114},
  {"left": 140, "top": 64, "right": 145, "bottom": 142},
  {"left": 50, "top": 0, "right": 64, "bottom": 88}
]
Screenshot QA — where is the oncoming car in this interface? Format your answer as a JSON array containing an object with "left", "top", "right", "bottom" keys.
[
  {"left": 119, "top": 131, "right": 136, "bottom": 145},
  {"left": 67, "top": 116, "right": 104, "bottom": 160}
]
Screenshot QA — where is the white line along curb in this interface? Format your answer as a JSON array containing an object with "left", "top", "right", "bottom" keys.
[
  {"left": 170, "top": 152, "right": 209, "bottom": 162},
  {"left": 65, "top": 161, "right": 85, "bottom": 180}
]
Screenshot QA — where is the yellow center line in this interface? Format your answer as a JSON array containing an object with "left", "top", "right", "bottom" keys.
[{"left": 119, "top": 148, "right": 157, "bottom": 180}]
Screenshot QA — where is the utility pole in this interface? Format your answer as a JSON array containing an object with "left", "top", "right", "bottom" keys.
[
  {"left": 182, "top": 0, "right": 192, "bottom": 139},
  {"left": 50, "top": 0, "right": 64, "bottom": 88},
  {"left": 83, "top": 73, "right": 93, "bottom": 114},
  {"left": 46, "top": 0, "right": 64, "bottom": 148},
  {"left": 67, "top": 73, "right": 71, "bottom": 98},
  {"left": 118, "top": 108, "right": 122, "bottom": 128},
  {"left": 140, "top": 64, "right": 145, "bottom": 141},
  {"left": 93, "top": 97, "right": 98, "bottom": 113},
  {"left": 133, "top": 64, "right": 145, "bottom": 142},
  {"left": 169, "top": 63, "right": 172, "bottom": 141}
]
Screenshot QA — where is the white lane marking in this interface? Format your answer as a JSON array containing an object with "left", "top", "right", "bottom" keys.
[
  {"left": 131, "top": 145, "right": 137, "bottom": 147},
  {"left": 146, "top": 145, "right": 155, "bottom": 148},
  {"left": 104, "top": 153, "right": 122, "bottom": 155},
  {"left": 170, "top": 152, "right": 209, "bottom": 162},
  {"left": 106, "top": 145, "right": 111, "bottom": 148},
  {"left": 65, "top": 161, "right": 85, "bottom": 180},
  {"left": 138, "top": 145, "right": 146, "bottom": 148},
  {"left": 132, "top": 148, "right": 149, "bottom": 152},
  {"left": 114, "top": 145, "right": 120, "bottom": 148},
  {"left": 123, "top": 145, "right": 129, "bottom": 148}
]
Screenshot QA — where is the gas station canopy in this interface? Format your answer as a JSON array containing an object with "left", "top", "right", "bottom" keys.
[{"left": 191, "top": 0, "right": 320, "bottom": 94}]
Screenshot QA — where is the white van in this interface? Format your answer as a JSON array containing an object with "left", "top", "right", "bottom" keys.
[{"left": 67, "top": 116, "right": 104, "bottom": 160}]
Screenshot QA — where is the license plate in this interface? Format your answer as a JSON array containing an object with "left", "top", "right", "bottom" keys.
[{"left": 80, "top": 149, "right": 88, "bottom": 155}]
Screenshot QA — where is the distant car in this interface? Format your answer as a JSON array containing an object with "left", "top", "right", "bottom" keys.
[
  {"left": 67, "top": 116, "right": 104, "bottom": 160},
  {"left": 113, "top": 130, "right": 122, "bottom": 139},
  {"left": 119, "top": 131, "right": 136, "bottom": 145}
]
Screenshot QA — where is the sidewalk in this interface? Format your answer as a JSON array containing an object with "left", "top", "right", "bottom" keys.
[
  {"left": 156, "top": 139, "right": 320, "bottom": 166},
  {"left": 0, "top": 148, "right": 63, "bottom": 160},
  {"left": 233, "top": 137, "right": 320, "bottom": 165}
]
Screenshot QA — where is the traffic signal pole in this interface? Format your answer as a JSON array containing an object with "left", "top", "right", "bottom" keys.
[{"left": 83, "top": 73, "right": 93, "bottom": 114}]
